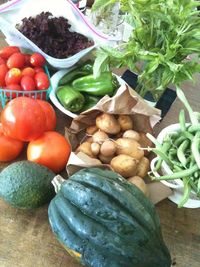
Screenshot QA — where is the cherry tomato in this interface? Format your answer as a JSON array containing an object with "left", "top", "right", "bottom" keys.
[
  {"left": 5, "top": 68, "right": 22, "bottom": 85},
  {"left": 30, "top": 53, "right": 46, "bottom": 67},
  {"left": 4, "top": 84, "right": 22, "bottom": 98},
  {"left": 0, "top": 46, "right": 20, "bottom": 59},
  {"left": 0, "top": 56, "right": 5, "bottom": 65},
  {"left": 21, "top": 67, "right": 35, "bottom": 77},
  {"left": 24, "top": 54, "right": 31, "bottom": 66},
  {"left": 21, "top": 76, "right": 36, "bottom": 91},
  {"left": 35, "top": 72, "right": 50, "bottom": 90},
  {"left": 7, "top": 52, "right": 25, "bottom": 69},
  {"left": 34, "top": 67, "right": 45, "bottom": 73},
  {"left": 37, "top": 100, "right": 57, "bottom": 131},
  {"left": 27, "top": 131, "right": 71, "bottom": 173},
  {"left": 0, "top": 64, "right": 9, "bottom": 87},
  {"left": 1, "top": 97, "right": 46, "bottom": 141},
  {"left": 0, "top": 125, "right": 24, "bottom": 162}
]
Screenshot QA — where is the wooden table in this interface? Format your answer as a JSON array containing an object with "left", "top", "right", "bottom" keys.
[{"left": 0, "top": 4, "right": 200, "bottom": 266}]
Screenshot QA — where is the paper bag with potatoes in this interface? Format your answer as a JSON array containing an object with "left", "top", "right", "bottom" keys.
[{"left": 65, "top": 84, "right": 172, "bottom": 203}]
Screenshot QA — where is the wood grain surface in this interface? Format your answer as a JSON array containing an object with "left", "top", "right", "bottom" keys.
[{"left": 0, "top": 2, "right": 200, "bottom": 266}]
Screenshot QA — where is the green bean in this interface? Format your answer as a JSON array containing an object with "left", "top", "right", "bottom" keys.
[
  {"left": 174, "top": 135, "right": 187, "bottom": 147},
  {"left": 151, "top": 148, "right": 173, "bottom": 168},
  {"left": 152, "top": 164, "right": 199, "bottom": 181},
  {"left": 154, "top": 141, "right": 172, "bottom": 171},
  {"left": 188, "top": 125, "right": 200, "bottom": 133},
  {"left": 191, "top": 132, "right": 200, "bottom": 169},
  {"left": 182, "top": 131, "right": 194, "bottom": 141},
  {"left": 178, "top": 177, "right": 191, "bottom": 208},
  {"left": 179, "top": 109, "right": 186, "bottom": 131},
  {"left": 177, "top": 139, "right": 190, "bottom": 166}
]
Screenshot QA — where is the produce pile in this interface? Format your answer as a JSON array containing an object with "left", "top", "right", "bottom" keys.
[
  {"left": 16, "top": 12, "right": 94, "bottom": 59},
  {"left": 56, "top": 61, "right": 119, "bottom": 113},
  {"left": 0, "top": 46, "right": 50, "bottom": 98},
  {"left": 76, "top": 113, "right": 152, "bottom": 195}
]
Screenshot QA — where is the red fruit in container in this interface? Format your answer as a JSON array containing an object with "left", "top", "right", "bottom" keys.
[
  {"left": 0, "top": 46, "right": 20, "bottom": 59},
  {"left": 7, "top": 52, "right": 25, "bottom": 69},
  {"left": 0, "top": 56, "right": 6, "bottom": 65},
  {"left": 30, "top": 53, "right": 46, "bottom": 67},
  {"left": 21, "top": 76, "right": 36, "bottom": 91},
  {"left": 34, "top": 67, "right": 45, "bottom": 73},
  {"left": 21, "top": 67, "right": 35, "bottom": 77},
  {"left": 4, "top": 84, "right": 22, "bottom": 98},
  {"left": 24, "top": 54, "right": 31, "bottom": 66},
  {"left": 0, "top": 64, "right": 9, "bottom": 87},
  {"left": 5, "top": 68, "right": 22, "bottom": 85},
  {"left": 35, "top": 72, "right": 50, "bottom": 90}
]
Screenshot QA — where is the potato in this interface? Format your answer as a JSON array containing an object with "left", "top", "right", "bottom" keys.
[
  {"left": 136, "top": 157, "right": 150, "bottom": 178},
  {"left": 91, "top": 143, "right": 100, "bottom": 156},
  {"left": 100, "top": 140, "right": 116, "bottom": 157},
  {"left": 98, "top": 153, "right": 113, "bottom": 164},
  {"left": 116, "top": 138, "right": 144, "bottom": 160},
  {"left": 96, "top": 113, "right": 121, "bottom": 134},
  {"left": 92, "top": 130, "right": 109, "bottom": 144},
  {"left": 86, "top": 125, "right": 98, "bottom": 135},
  {"left": 110, "top": 154, "right": 138, "bottom": 178},
  {"left": 118, "top": 115, "right": 133, "bottom": 131},
  {"left": 128, "top": 176, "right": 148, "bottom": 196},
  {"left": 123, "top": 130, "right": 140, "bottom": 141},
  {"left": 139, "top": 132, "right": 153, "bottom": 156},
  {"left": 76, "top": 142, "right": 94, "bottom": 158},
  {"left": 85, "top": 137, "right": 93, "bottom": 143}
]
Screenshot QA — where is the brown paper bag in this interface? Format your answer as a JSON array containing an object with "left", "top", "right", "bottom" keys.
[{"left": 65, "top": 84, "right": 172, "bottom": 204}]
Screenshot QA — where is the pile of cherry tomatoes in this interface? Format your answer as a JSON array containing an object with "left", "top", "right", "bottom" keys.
[{"left": 0, "top": 46, "right": 50, "bottom": 97}]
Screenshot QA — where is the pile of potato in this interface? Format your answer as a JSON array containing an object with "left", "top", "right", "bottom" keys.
[{"left": 76, "top": 113, "right": 153, "bottom": 195}]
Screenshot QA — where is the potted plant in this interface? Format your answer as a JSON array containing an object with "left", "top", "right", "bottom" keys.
[{"left": 91, "top": 0, "right": 200, "bottom": 102}]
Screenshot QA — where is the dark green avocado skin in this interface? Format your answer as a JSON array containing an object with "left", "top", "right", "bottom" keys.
[{"left": 0, "top": 161, "right": 56, "bottom": 209}]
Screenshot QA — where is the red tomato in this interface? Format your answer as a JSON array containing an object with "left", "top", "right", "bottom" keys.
[
  {"left": 5, "top": 68, "right": 22, "bottom": 85},
  {"left": 1, "top": 97, "right": 46, "bottom": 141},
  {"left": 0, "top": 46, "right": 20, "bottom": 59},
  {"left": 27, "top": 131, "right": 71, "bottom": 173},
  {"left": 30, "top": 53, "right": 46, "bottom": 67},
  {"left": 0, "top": 56, "right": 5, "bottom": 65},
  {"left": 35, "top": 72, "right": 50, "bottom": 90},
  {"left": 37, "top": 100, "right": 57, "bottom": 131},
  {"left": 4, "top": 84, "right": 22, "bottom": 98},
  {"left": 7, "top": 52, "right": 25, "bottom": 69},
  {"left": 21, "top": 76, "right": 36, "bottom": 91},
  {"left": 24, "top": 54, "right": 31, "bottom": 66},
  {"left": 0, "top": 125, "right": 24, "bottom": 162},
  {"left": 0, "top": 64, "right": 9, "bottom": 87},
  {"left": 21, "top": 67, "right": 35, "bottom": 77},
  {"left": 34, "top": 67, "right": 45, "bottom": 73}
]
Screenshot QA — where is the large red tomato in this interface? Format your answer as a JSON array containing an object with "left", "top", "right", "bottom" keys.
[
  {"left": 27, "top": 131, "right": 71, "bottom": 173},
  {"left": 0, "top": 124, "right": 24, "bottom": 162},
  {"left": 1, "top": 97, "right": 46, "bottom": 141},
  {"left": 37, "top": 100, "right": 57, "bottom": 131}
]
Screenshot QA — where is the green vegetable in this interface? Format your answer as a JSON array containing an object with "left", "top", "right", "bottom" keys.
[
  {"left": 147, "top": 87, "right": 200, "bottom": 207},
  {"left": 92, "top": 0, "right": 200, "bottom": 101},
  {"left": 80, "top": 95, "right": 101, "bottom": 112},
  {"left": 56, "top": 85, "right": 85, "bottom": 112},
  {"left": 0, "top": 161, "right": 55, "bottom": 209},
  {"left": 59, "top": 62, "right": 93, "bottom": 86},
  {"left": 72, "top": 72, "right": 119, "bottom": 96},
  {"left": 48, "top": 168, "right": 171, "bottom": 267}
]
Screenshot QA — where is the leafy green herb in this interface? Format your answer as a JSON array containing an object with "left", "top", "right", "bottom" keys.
[{"left": 92, "top": 0, "right": 200, "bottom": 101}]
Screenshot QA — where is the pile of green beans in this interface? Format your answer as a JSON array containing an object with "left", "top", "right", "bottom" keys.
[{"left": 147, "top": 87, "right": 200, "bottom": 207}]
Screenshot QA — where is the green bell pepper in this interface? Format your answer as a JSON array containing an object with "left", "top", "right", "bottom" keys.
[
  {"left": 56, "top": 85, "right": 85, "bottom": 113},
  {"left": 72, "top": 72, "right": 119, "bottom": 96},
  {"left": 81, "top": 95, "right": 101, "bottom": 112},
  {"left": 58, "top": 62, "right": 93, "bottom": 86}
]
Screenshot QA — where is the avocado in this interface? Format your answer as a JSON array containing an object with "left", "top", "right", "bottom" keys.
[{"left": 0, "top": 161, "right": 56, "bottom": 209}]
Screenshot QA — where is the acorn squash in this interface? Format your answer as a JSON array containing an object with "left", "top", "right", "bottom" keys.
[{"left": 48, "top": 168, "right": 171, "bottom": 267}]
